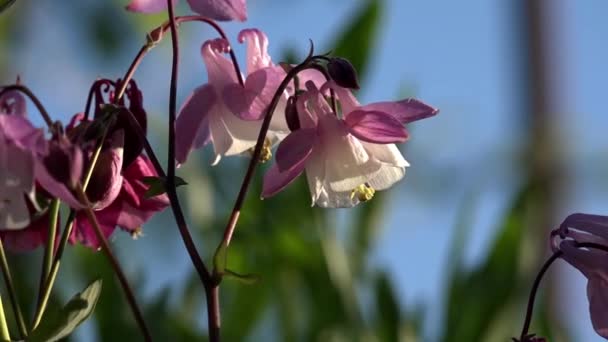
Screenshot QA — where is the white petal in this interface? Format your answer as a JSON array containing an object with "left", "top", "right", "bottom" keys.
[
  {"left": 209, "top": 104, "right": 260, "bottom": 157},
  {"left": 313, "top": 185, "right": 359, "bottom": 208},
  {"left": 305, "top": 147, "right": 325, "bottom": 206},
  {"left": 0, "top": 195, "right": 30, "bottom": 229},
  {"left": 362, "top": 142, "right": 409, "bottom": 168},
  {"left": 367, "top": 165, "right": 405, "bottom": 190},
  {"left": 321, "top": 117, "right": 382, "bottom": 192}
]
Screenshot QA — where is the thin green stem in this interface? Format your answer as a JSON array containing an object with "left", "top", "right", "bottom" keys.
[
  {"left": 0, "top": 240, "right": 26, "bottom": 338},
  {"left": 0, "top": 295, "right": 10, "bottom": 342},
  {"left": 75, "top": 186, "right": 152, "bottom": 341},
  {"left": 36, "top": 199, "right": 60, "bottom": 310}
]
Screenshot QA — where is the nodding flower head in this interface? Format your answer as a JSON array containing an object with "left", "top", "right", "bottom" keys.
[
  {"left": 551, "top": 213, "right": 608, "bottom": 340},
  {"left": 126, "top": 0, "right": 247, "bottom": 22}
]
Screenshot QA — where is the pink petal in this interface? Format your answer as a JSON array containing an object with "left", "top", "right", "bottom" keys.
[
  {"left": 175, "top": 85, "right": 216, "bottom": 165},
  {"left": 560, "top": 213, "right": 608, "bottom": 242},
  {"left": 223, "top": 66, "right": 283, "bottom": 121},
  {"left": 201, "top": 39, "right": 238, "bottom": 88},
  {"left": 289, "top": 69, "right": 326, "bottom": 95},
  {"left": 261, "top": 162, "right": 306, "bottom": 199},
  {"left": 344, "top": 110, "right": 408, "bottom": 144},
  {"left": 125, "top": 0, "right": 176, "bottom": 13},
  {"left": 187, "top": 0, "right": 247, "bottom": 22},
  {"left": 321, "top": 80, "right": 360, "bottom": 116},
  {"left": 238, "top": 29, "right": 271, "bottom": 73},
  {"left": 361, "top": 98, "right": 439, "bottom": 124},
  {"left": 275, "top": 128, "right": 316, "bottom": 172},
  {"left": 302, "top": 81, "right": 334, "bottom": 119},
  {"left": 86, "top": 130, "right": 124, "bottom": 210},
  {"left": 0, "top": 89, "right": 26, "bottom": 116},
  {"left": 70, "top": 209, "right": 119, "bottom": 249},
  {"left": 587, "top": 275, "right": 608, "bottom": 338}
]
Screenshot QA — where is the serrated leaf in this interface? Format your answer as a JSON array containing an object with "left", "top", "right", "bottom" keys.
[
  {"left": 223, "top": 269, "right": 260, "bottom": 285},
  {"left": 29, "top": 279, "right": 103, "bottom": 342},
  {"left": 142, "top": 176, "right": 187, "bottom": 198}
]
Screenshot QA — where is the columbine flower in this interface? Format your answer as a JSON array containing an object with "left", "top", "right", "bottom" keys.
[
  {"left": 552, "top": 213, "right": 608, "bottom": 339},
  {"left": 0, "top": 114, "right": 44, "bottom": 229},
  {"left": 71, "top": 155, "right": 169, "bottom": 248},
  {"left": 175, "top": 30, "right": 288, "bottom": 166},
  {"left": 126, "top": 0, "right": 247, "bottom": 22},
  {"left": 262, "top": 81, "right": 431, "bottom": 208}
]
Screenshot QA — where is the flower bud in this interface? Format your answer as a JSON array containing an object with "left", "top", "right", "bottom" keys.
[
  {"left": 327, "top": 57, "right": 360, "bottom": 90},
  {"left": 285, "top": 95, "right": 300, "bottom": 131},
  {"left": 43, "top": 137, "right": 83, "bottom": 189},
  {"left": 86, "top": 129, "right": 124, "bottom": 210}
]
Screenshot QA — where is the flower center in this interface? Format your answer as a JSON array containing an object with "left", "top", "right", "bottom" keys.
[
  {"left": 350, "top": 184, "right": 375, "bottom": 202},
  {"left": 258, "top": 138, "right": 272, "bottom": 163}
]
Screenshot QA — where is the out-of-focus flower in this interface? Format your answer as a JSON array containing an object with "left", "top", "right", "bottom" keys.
[
  {"left": 175, "top": 30, "right": 288, "bottom": 166},
  {"left": 0, "top": 89, "right": 26, "bottom": 116},
  {"left": 126, "top": 0, "right": 247, "bottom": 22},
  {"left": 71, "top": 155, "right": 169, "bottom": 248},
  {"left": 262, "top": 81, "right": 416, "bottom": 208},
  {"left": 552, "top": 213, "right": 608, "bottom": 340},
  {"left": 0, "top": 211, "right": 56, "bottom": 251},
  {"left": 0, "top": 114, "right": 44, "bottom": 229}
]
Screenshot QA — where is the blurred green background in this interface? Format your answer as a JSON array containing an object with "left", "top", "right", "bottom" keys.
[{"left": 1, "top": 0, "right": 608, "bottom": 341}]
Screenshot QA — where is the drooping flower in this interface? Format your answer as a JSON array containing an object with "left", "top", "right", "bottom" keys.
[
  {"left": 175, "top": 29, "right": 288, "bottom": 166},
  {"left": 262, "top": 81, "right": 420, "bottom": 208},
  {"left": 125, "top": 0, "right": 247, "bottom": 22},
  {"left": 0, "top": 114, "right": 44, "bottom": 229},
  {"left": 0, "top": 211, "right": 56, "bottom": 251},
  {"left": 552, "top": 213, "right": 608, "bottom": 340},
  {"left": 70, "top": 155, "right": 169, "bottom": 248}
]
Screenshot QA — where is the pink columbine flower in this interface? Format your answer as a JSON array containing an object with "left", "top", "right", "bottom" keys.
[
  {"left": 126, "top": 0, "right": 247, "bottom": 22},
  {"left": 552, "top": 213, "right": 608, "bottom": 339},
  {"left": 175, "top": 29, "right": 288, "bottom": 166},
  {"left": 261, "top": 81, "right": 436, "bottom": 208},
  {"left": 0, "top": 89, "right": 26, "bottom": 116},
  {"left": 70, "top": 155, "right": 169, "bottom": 248},
  {"left": 0, "top": 114, "right": 44, "bottom": 229}
]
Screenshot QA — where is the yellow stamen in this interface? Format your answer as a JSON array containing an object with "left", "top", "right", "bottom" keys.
[
  {"left": 253, "top": 138, "right": 272, "bottom": 163},
  {"left": 350, "top": 184, "right": 375, "bottom": 202},
  {"left": 130, "top": 227, "right": 144, "bottom": 240}
]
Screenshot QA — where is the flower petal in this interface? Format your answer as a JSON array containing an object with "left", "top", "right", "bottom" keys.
[
  {"left": 238, "top": 29, "right": 271, "bottom": 73},
  {"left": 125, "top": 0, "right": 176, "bottom": 13},
  {"left": 344, "top": 110, "right": 408, "bottom": 144},
  {"left": 361, "top": 143, "right": 408, "bottom": 190},
  {"left": 187, "top": 0, "right": 247, "bottom": 21},
  {"left": 202, "top": 38, "right": 239, "bottom": 88},
  {"left": 275, "top": 128, "right": 316, "bottom": 172},
  {"left": 208, "top": 104, "right": 259, "bottom": 159},
  {"left": 321, "top": 80, "right": 360, "bottom": 116},
  {"left": 361, "top": 98, "right": 439, "bottom": 124},
  {"left": 223, "top": 66, "right": 284, "bottom": 121},
  {"left": 587, "top": 275, "right": 608, "bottom": 338},
  {"left": 262, "top": 162, "right": 305, "bottom": 198},
  {"left": 0, "top": 89, "right": 26, "bottom": 116},
  {"left": 175, "top": 85, "right": 216, "bottom": 165},
  {"left": 559, "top": 213, "right": 608, "bottom": 242}
]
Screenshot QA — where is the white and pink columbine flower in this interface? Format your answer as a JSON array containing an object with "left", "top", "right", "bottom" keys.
[
  {"left": 126, "top": 0, "right": 247, "bottom": 22},
  {"left": 262, "top": 81, "right": 437, "bottom": 208},
  {"left": 175, "top": 29, "right": 288, "bottom": 166}
]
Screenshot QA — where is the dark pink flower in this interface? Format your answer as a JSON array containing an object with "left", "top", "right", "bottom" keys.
[
  {"left": 0, "top": 210, "right": 56, "bottom": 252},
  {"left": 552, "top": 213, "right": 608, "bottom": 339},
  {"left": 126, "top": 0, "right": 247, "bottom": 22},
  {"left": 70, "top": 155, "right": 169, "bottom": 248}
]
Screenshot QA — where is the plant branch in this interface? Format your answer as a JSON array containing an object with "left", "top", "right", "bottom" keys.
[{"left": 0, "top": 240, "right": 26, "bottom": 338}]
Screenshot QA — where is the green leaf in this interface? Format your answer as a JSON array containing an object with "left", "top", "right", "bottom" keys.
[
  {"left": 330, "top": 0, "right": 382, "bottom": 81},
  {"left": 374, "top": 273, "right": 400, "bottom": 342},
  {"left": 223, "top": 269, "right": 260, "bottom": 285},
  {"left": 29, "top": 279, "right": 103, "bottom": 342},
  {"left": 142, "top": 176, "right": 187, "bottom": 198}
]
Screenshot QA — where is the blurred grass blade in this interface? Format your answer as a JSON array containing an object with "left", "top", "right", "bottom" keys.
[
  {"left": 375, "top": 272, "right": 400, "bottom": 342},
  {"left": 30, "top": 279, "right": 103, "bottom": 342},
  {"left": 0, "top": 0, "right": 16, "bottom": 14},
  {"left": 442, "top": 185, "right": 532, "bottom": 342},
  {"left": 330, "top": 0, "right": 382, "bottom": 81}
]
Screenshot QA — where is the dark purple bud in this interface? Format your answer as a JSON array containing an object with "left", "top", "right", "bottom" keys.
[
  {"left": 285, "top": 96, "right": 300, "bottom": 131},
  {"left": 327, "top": 57, "right": 360, "bottom": 90},
  {"left": 85, "top": 129, "right": 124, "bottom": 210}
]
